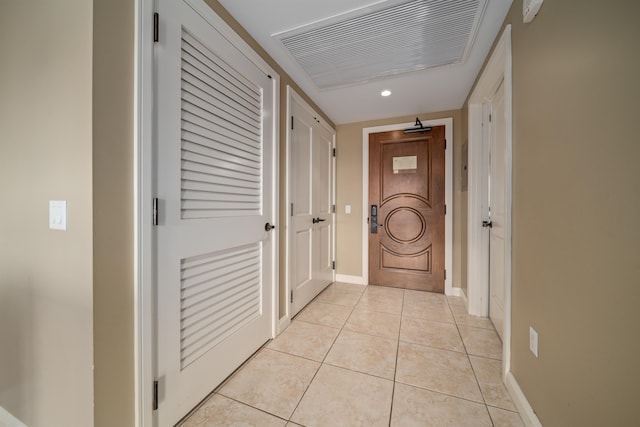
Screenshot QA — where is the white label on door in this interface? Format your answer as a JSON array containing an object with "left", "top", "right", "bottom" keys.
[{"left": 393, "top": 156, "right": 417, "bottom": 174}]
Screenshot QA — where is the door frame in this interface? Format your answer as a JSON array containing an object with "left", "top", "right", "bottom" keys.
[
  {"left": 361, "top": 118, "right": 454, "bottom": 295},
  {"left": 134, "top": 1, "right": 280, "bottom": 425},
  {"left": 284, "top": 86, "right": 336, "bottom": 329},
  {"left": 467, "top": 24, "right": 512, "bottom": 375}
]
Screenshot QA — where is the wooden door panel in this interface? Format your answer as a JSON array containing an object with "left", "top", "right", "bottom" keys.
[
  {"left": 380, "top": 141, "right": 430, "bottom": 203},
  {"left": 381, "top": 246, "right": 431, "bottom": 271},
  {"left": 369, "top": 127, "right": 445, "bottom": 292}
]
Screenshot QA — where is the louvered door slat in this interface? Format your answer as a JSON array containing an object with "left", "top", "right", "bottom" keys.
[
  {"left": 182, "top": 131, "right": 260, "bottom": 164},
  {"left": 182, "top": 80, "right": 260, "bottom": 130},
  {"left": 182, "top": 118, "right": 260, "bottom": 153},
  {"left": 181, "top": 283, "right": 258, "bottom": 342},
  {"left": 181, "top": 170, "right": 259, "bottom": 190},
  {"left": 182, "top": 276, "right": 258, "bottom": 329},
  {"left": 182, "top": 101, "right": 261, "bottom": 145},
  {"left": 182, "top": 33, "right": 261, "bottom": 108},
  {"left": 179, "top": 243, "right": 262, "bottom": 369},
  {"left": 182, "top": 150, "right": 260, "bottom": 177},
  {"left": 181, "top": 29, "right": 263, "bottom": 219}
]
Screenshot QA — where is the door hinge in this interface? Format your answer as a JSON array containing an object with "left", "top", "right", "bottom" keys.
[
  {"left": 332, "top": 148, "right": 336, "bottom": 157},
  {"left": 444, "top": 270, "right": 447, "bottom": 280},
  {"left": 152, "top": 380, "right": 159, "bottom": 410},
  {"left": 332, "top": 204, "right": 336, "bottom": 213},
  {"left": 290, "top": 290, "right": 293, "bottom": 304},
  {"left": 291, "top": 116, "right": 294, "bottom": 130},
  {"left": 444, "top": 204, "right": 447, "bottom": 215},
  {"left": 332, "top": 261, "right": 336, "bottom": 270},
  {"left": 290, "top": 203, "right": 294, "bottom": 217},
  {"left": 444, "top": 139, "right": 447, "bottom": 150},
  {"left": 153, "top": 13, "right": 159, "bottom": 43},
  {"left": 489, "top": 113, "right": 492, "bottom": 122},
  {"left": 153, "top": 197, "right": 159, "bottom": 226}
]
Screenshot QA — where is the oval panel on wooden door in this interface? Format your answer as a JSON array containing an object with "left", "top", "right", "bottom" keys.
[{"left": 368, "top": 126, "right": 445, "bottom": 292}]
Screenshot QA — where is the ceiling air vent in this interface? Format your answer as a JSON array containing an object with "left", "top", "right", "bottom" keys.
[{"left": 273, "top": 0, "right": 487, "bottom": 90}]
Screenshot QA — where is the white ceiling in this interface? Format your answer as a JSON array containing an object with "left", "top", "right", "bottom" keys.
[{"left": 217, "top": 0, "right": 513, "bottom": 125}]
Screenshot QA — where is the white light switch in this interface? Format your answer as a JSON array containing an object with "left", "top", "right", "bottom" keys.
[
  {"left": 529, "top": 326, "right": 539, "bottom": 358},
  {"left": 345, "top": 205, "right": 351, "bottom": 214},
  {"left": 49, "top": 200, "right": 67, "bottom": 231}
]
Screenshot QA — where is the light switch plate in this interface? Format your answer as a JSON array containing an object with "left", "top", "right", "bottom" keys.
[
  {"left": 345, "top": 205, "right": 351, "bottom": 214},
  {"left": 529, "top": 326, "right": 539, "bottom": 358},
  {"left": 49, "top": 200, "right": 67, "bottom": 231}
]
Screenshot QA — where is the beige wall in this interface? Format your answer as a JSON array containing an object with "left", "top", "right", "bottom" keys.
[
  {"left": 92, "top": 0, "right": 135, "bottom": 426},
  {"left": 475, "top": 1, "right": 640, "bottom": 424},
  {"left": 0, "top": 1, "right": 94, "bottom": 426},
  {"left": 335, "top": 110, "right": 465, "bottom": 288}
]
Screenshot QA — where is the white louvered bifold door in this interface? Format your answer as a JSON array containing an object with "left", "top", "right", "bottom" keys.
[{"left": 155, "top": 0, "right": 276, "bottom": 425}]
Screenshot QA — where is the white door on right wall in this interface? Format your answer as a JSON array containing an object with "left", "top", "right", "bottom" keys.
[{"left": 489, "top": 81, "right": 507, "bottom": 340}]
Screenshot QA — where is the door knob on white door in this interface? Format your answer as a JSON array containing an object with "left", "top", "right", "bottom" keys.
[{"left": 482, "top": 220, "right": 493, "bottom": 228}]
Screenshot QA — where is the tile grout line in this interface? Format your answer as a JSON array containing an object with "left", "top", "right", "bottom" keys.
[
  {"left": 447, "top": 296, "right": 495, "bottom": 426},
  {"left": 186, "top": 286, "right": 520, "bottom": 426},
  {"left": 388, "top": 289, "right": 406, "bottom": 427},
  {"left": 210, "top": 394, "right": 291, "bottom": 425},
  {"left": 284, "top": 282, "right": 366, "bottom": 424},
  {"left": 181, "top": 340, "right": 285, "bottom": 425},
  {"left": 395, "top": 296, "right": 495, "bottom": 408}
]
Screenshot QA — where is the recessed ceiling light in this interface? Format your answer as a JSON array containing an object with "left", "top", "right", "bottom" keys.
[{"left": 381, "top": 90, "right": 391, "bottom": 97}]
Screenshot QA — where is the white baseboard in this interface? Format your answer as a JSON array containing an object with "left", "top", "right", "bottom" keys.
[
  {"left": 335, "top": 274, "right": 365, "bottom": 285},
  {"left": 447, "top": 286, "right": 462, "bottom": 297},
  {"left": 277, "top": 315, "right": 291, "bottom": 336},
  {"left": 505, "top": 371, "right": 543, "bottom": 427},
  {"left": 0, "top": 406, "right": 27, "bottom": 427}
]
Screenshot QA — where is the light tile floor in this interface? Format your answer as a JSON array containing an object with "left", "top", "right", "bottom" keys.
[{"left": 181, "top": 283, "right": 524, "bottom": 427}]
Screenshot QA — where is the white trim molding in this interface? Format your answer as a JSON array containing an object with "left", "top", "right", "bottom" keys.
[
  {"left": 277, "top": 316, "right": 291, "bottom": 336},
  {"left": 0, "top": 406, "right": 28, "bottom": 427},
  {"left": 134, "top": 0, "right": 154, "bottom": 425},
  {"left": 467, "top": 24, "right": 513, "bottom": 376},
  {"left": 506, "top": 372, "right": 543, "bottom": 427},
  {"left": 362, "top": 118, "right": 454, "bottom": 295},
  {"left": 335, "top": 274, "right": 366, "bottom": 285}
]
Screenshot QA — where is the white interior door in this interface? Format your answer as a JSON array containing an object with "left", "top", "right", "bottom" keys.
[
  {"left": 289, "top": 93, "right": 335, "bottom": 316},
  {"left": 489, "top": 81, "right": 507, "bottom": 340},
  {"left": 312, "top": 121, "right": 335, "bottom": 287},
  {"left": 154, "top": 0, "right": 276, "bottom": 424}
]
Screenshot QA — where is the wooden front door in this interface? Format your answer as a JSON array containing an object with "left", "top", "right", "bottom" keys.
[{"left": 368, "top": 126, "right": 445, "bottom": 292}]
